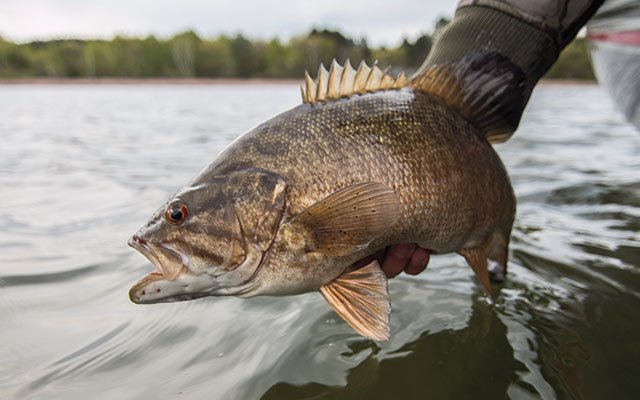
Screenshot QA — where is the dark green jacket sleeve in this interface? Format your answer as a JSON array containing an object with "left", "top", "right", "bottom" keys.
[{"left": 420, "top": 0, "right": 605, "bottom": 115}]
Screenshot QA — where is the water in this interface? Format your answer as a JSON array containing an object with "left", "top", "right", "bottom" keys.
[{"left": 1, "top": 83, "right": 638, "bottom": 400}]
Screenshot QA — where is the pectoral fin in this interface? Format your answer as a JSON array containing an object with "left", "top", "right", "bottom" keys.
[
  {"left": 320, "top": 261, "right": 391, "bottom": 341},
  {"left": 292, "top": 182, "right": 400, "bottom": 256}
]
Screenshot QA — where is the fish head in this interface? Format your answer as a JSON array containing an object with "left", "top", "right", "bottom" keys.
[{"left": 128, "top": 169, "right": 287, "bottom": 304}]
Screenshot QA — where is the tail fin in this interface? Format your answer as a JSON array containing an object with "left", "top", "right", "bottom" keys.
[{"left": 411, "top": 52, "right": 526, "bottom": 144}]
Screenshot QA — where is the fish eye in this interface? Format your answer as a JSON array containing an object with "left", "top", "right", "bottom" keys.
[{"left": 165, "top": 202, "right": 188, "bottom": 225}]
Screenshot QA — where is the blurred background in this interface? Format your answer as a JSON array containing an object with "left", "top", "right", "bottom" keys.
[
  {"left": 1, "top": 1, "right": 639, "bottom": 400},
  {"left": 0, "top": 0, "right": 593, "bottom": 81}
]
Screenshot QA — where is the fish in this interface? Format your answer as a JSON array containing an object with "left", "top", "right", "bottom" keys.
[{"left": 128, "top": 52, "right": 525, "bottom": 341}]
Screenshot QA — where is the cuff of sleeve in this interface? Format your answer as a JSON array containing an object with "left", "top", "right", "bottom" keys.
[{"left": 418, "top": 5, "right": 559, "bottom": 98}]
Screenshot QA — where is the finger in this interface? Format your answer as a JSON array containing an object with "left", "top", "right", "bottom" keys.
[
  {"left": 405, "top": 247, "right": 431, "bottom": 275},
  {"left": 382, "top": 244, "right": 416, "bottom": 278}
]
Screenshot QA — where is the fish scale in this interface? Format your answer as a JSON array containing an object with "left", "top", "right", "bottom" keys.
[{"left": 212, "top": 89, "right": 511, "bottom": 250}]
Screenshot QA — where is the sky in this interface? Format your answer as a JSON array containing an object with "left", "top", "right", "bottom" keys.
[{"left": 0, "top": 0, "right": 458, "bottom": 46}]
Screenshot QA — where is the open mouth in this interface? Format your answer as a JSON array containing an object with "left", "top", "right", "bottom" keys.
[
  {"left": 127, "top": 234, "right": 256, "bottom": 303},
  {"left": 128, "top": 235, "right": 186, "bottom": 280},
  {"left": 128, "top": 235, "right": 162, "bottom": 274},
  {"left": 128, "top": 235, "right": 193, "bottom": 304}
]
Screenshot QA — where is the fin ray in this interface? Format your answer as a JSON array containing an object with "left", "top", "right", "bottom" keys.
[
  {"left": 303, "top": 71, "right": 316, "bottom": 103},
  {"left": 459, "top": 238, "right": 495, "bottom": 296},
  {"left": 301, "top": 59, "right": 409, "bottom": 105},
  {"left": 291, "top": 182, "right": 400, "bottom": 256},
  {"left": 411, "top": 52, "right": 526, "bottom": 143},
  {"left": 320, "top": 261, "right": 390, "bottom": 341},
  {"left": 316, "top": 63, "right": 329, "bottom": 102},
  {"left": 328, "top": 60, "right": 343, "bottom": 99}
]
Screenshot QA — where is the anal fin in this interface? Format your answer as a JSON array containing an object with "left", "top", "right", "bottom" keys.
[
  {"left": 320, "top": 261, "right": 391, "bottom": 341},
  {"left": 459, "top": 243, "right": 493, "bottom": 296}
]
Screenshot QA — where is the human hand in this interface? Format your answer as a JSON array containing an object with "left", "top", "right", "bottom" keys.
[{"left": 352, "top": 244, "right": 431, "bottom": 278}]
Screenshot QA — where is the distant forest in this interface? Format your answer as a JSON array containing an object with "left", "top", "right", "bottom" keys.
[{"left": 0, "top": 21, "right": 595, "bottom": 80}]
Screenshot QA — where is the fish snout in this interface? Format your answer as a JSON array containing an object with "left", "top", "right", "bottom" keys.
[{"left": 128, "top": 234, "right": 146, "bottom": 249}]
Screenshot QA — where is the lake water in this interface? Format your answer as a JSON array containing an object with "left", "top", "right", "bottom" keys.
[{"left": 1, "top": 83, "right": 638, "bottom": 400}]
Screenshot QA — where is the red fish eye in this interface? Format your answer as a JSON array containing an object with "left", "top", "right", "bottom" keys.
[{"left": 165, "top": 203, "right": 188, "bottom": 225}]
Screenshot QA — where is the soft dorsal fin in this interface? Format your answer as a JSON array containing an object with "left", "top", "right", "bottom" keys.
[
  {"left": 320, "top": 260, "right": 391, "bottom": 341},
  {"left": 411, "top": 52, "right": 526, "bottom": 144},
  {"left": 301, "top": 59, "right": 409, "bottom": 105}
]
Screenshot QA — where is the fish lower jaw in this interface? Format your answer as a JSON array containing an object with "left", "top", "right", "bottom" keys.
[
  {"left": 129, "top": 270, "right": 222, "bottom": 304},
  {"left": 133, "top": 291, "right": 213, "bottom": 304},
  {"left": 128, "top": 272, "right": 164, "bottom": 303}
]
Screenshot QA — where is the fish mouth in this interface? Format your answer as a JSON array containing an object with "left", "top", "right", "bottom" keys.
[
  {"left": 128, "top": 235, "right": 186, "bottom": 280},
  {"left": 127, "top": 234, "right": 265, "bottom": 304},
  {"left": 128, "top": 235, "right": 196, "bottom": 304},
  {"left": 128, "top": 236, "right": 162, "bottom": 275}
]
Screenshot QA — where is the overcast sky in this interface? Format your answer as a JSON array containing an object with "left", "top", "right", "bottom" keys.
[{"left": 0, "top": 0, "right": 458, "bottom": 46}]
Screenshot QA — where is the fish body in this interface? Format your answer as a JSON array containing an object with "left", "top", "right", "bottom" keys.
[
  {"left": 129, "top": 53, "right": 524, "bottom": 340},
  {"left": 208, "top": 88, "right": 514, "bottom": 294}
]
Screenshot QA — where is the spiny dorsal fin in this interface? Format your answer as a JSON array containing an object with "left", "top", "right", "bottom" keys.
[
  {"left": 301, "top": 59, "right": 409, "bottom": 105},
  {"left": 411, "top": 52, "right": 526, "bottom": 144}
]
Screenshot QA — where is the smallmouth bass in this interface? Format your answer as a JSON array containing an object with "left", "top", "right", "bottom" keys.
[{"left": 129, "top": 52, "right": 525, "bottom": 340}]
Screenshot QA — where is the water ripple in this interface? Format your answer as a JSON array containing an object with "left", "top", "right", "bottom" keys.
[{"left": 1, "top": 83, "right": 639, "bottom": 399}]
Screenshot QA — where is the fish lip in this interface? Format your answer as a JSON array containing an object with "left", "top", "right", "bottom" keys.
[
  {"left": 129, "top": 234, "right": 188, "bottom": 283},
  {"left": 128, "top": 235, "right": 163, "bottom": 274},
  {"left": 128, "top": 235, "right": 196, "bottom": 304}
]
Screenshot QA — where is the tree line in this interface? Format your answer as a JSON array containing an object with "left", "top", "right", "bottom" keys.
[{"left": 0, "top": 25, "right": 594, "bottom": 80}]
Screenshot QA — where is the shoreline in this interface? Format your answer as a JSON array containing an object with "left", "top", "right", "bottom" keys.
[
  {"left": 538, "top": 78, "right": 597, "bottom": 86},
  {"left": 0, "top": 77, "right": 597, "bottom": 85}
]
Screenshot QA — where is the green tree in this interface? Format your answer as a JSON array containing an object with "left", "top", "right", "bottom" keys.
[
  {"left": 401, "top": 34, "right": 432, "bottom": 69},
  {"left": 0, "top": 22, "right": 596, "bottom": 81},
  {"left": 371, "top": 46, "right": 407, "bottom": 71},
  {"left": 170, "top": 31, "right": 200, "bottom": 77},
  {"left": 85, "top": 40, "right": 118, "bottom": 76},
  {"left": 196, "top": 37, "right": 235, "bottom": 77},
  {"left": 263, "top": 39, "right": 290, "bottom": 78},
  {"left": 58, "top": 40, "right": 85, "bottom": 77},
  {"left": 230, "top": 34, "right": 260, "bottom": 78},
  {"left": 4, "top": 42, "right": 31, "bottom": 76},
  {"left": 545, "top": 38, "right": 595, "bottom": 80},
  {"left": 141, "top": 36, "right": 172, "bottom": 76}
]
